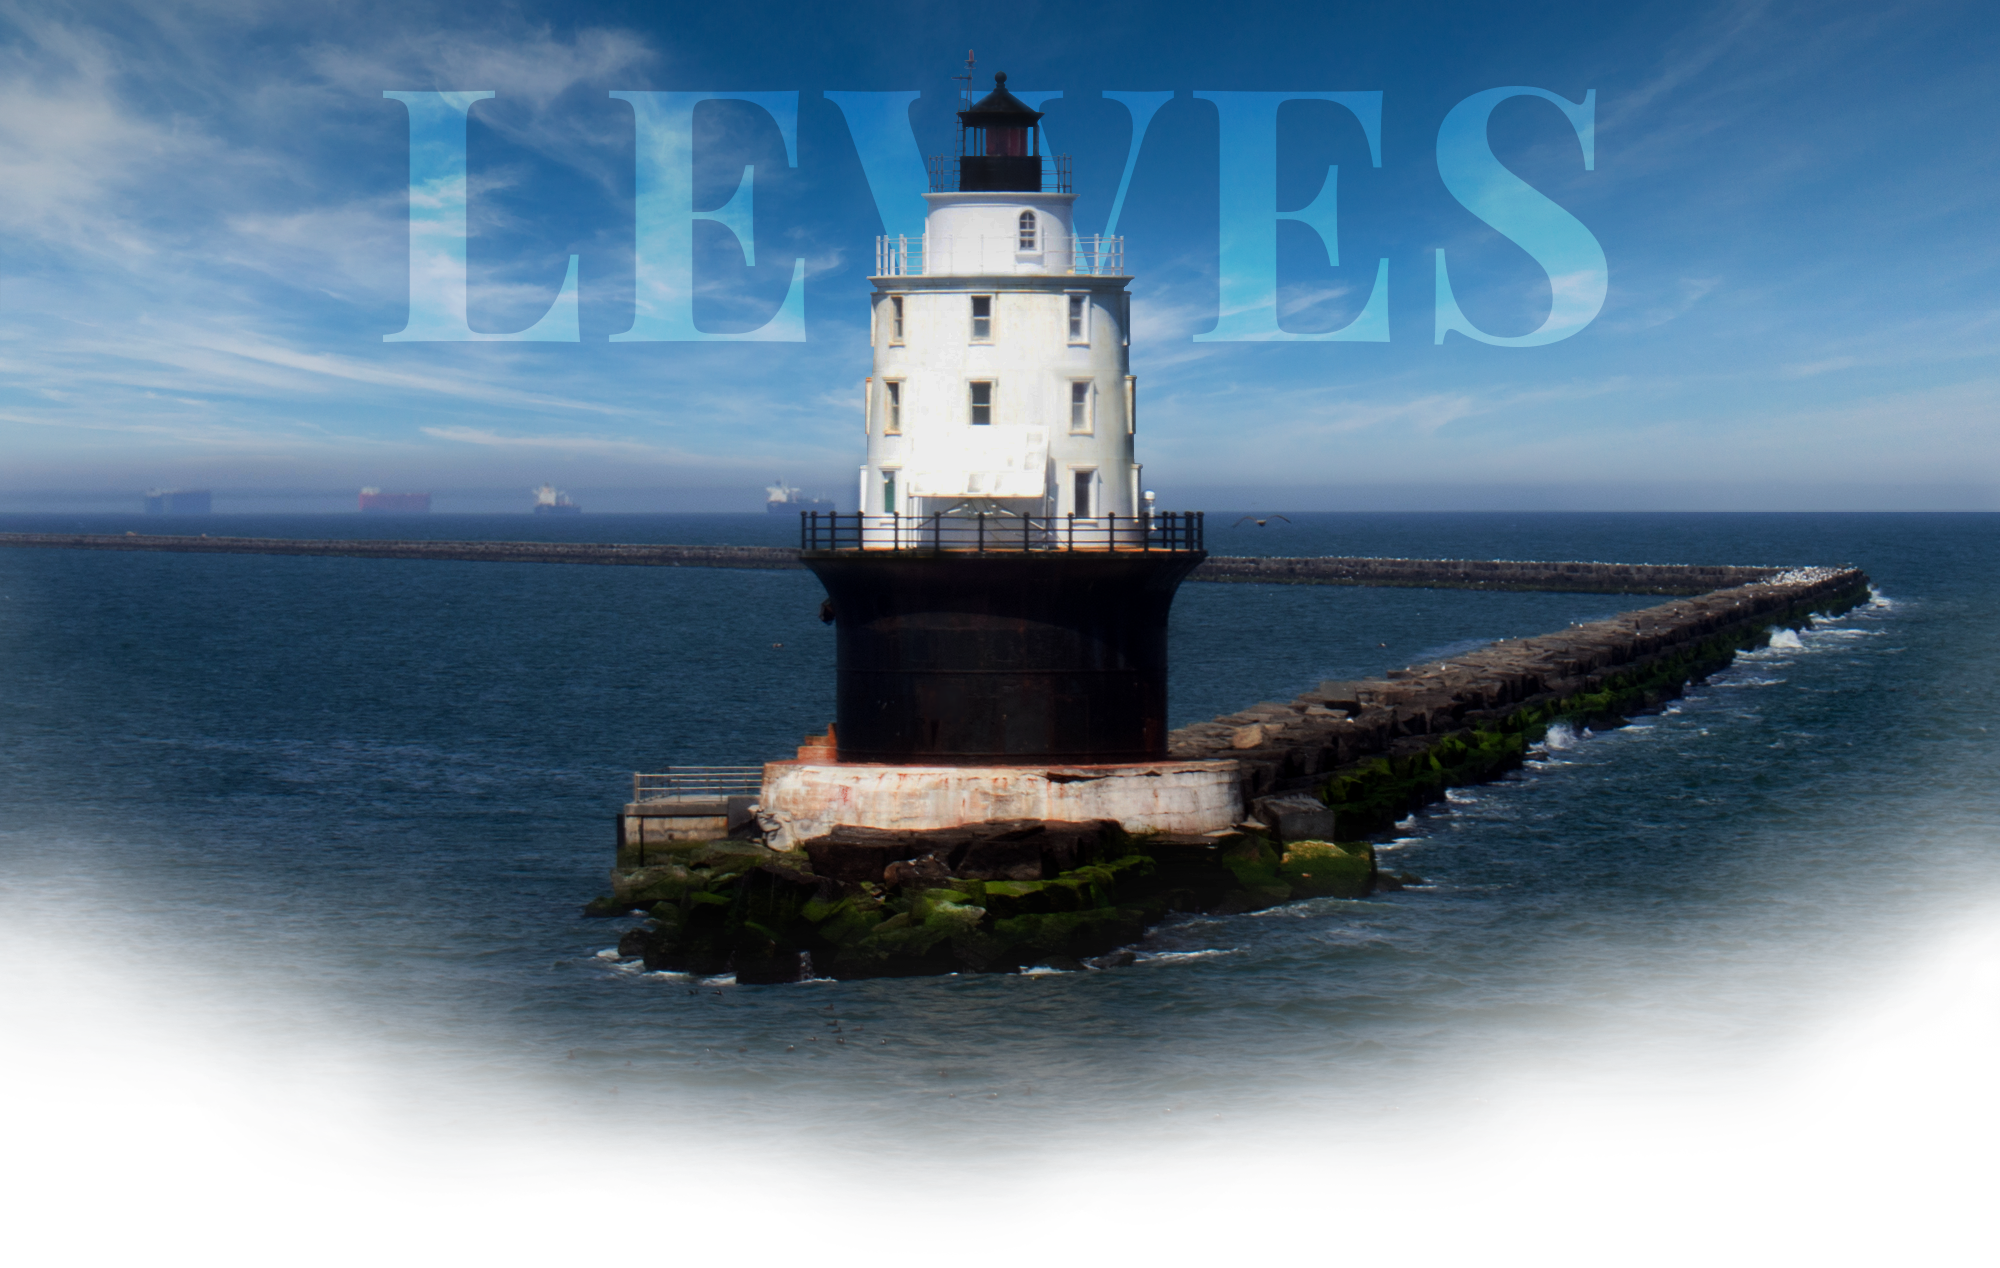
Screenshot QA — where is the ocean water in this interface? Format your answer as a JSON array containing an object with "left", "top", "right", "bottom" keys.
[{"left": 1, "top": 511, "right": 1995, "bottom": 1263}]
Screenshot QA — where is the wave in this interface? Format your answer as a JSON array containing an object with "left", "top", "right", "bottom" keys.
[
  {"left": 1132, "top": 948, "right": 1239, "bottom": 964},
  {"left": 1541, "top": 721, "right": 1583, "bottom": 750}
]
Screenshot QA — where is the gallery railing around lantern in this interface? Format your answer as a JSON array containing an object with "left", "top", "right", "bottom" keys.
[
  {"left": 873, "top": 233, "right": 1125, "bottom": 277},
  {"left": 926, "top": 153, "right": 1072, "bottom": 194},
  {"left": 800, "top": 511, "right": 1202, "bottom": 554}
]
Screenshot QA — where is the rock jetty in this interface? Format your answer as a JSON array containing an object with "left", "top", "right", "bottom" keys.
[
  {"left": 590, "top": 565, "right": 1871, "bottom": 982},
  {"left": 1171, "top": 566, "right": 1872, "bottom": 837}
]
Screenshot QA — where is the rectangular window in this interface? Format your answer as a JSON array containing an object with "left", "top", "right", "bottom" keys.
[
  {"left": 969, "top": 381, "right": 993, "bottom": 425},
  {"left": 890, "top": 296, "right": 904, "bottom": 343},
  {"left": 1069, "top": 381, "right": 1091, "bottom": 433},
  {"left": 970, "top": 295, "right": 992, "bottom": 341},
  {"left": 884, "top": 381, "right": 902, "bottom": 434},
  {"left": 1068, "top": 295, "right": 1086, "bottom": 342},
  {"left": 1073, "top": 470, "right": 1093, "bottom": 518},
  {"left": 881, "top": 469, "right": 897, "bottom": 514}
]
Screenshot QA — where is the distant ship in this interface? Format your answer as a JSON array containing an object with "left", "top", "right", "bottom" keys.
[
  {"left": 532, "top": 484, "right": 581, "bottom": 514},
  {"left": 766, "top": 480, "right": 835, "bottom": 514},
  {"left": 359, "top": 487, "right": 431, "bottom": 513}
]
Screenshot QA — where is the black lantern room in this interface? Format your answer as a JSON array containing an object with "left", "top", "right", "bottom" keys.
[{"left": 956, "top": 72, "right": 1043, "bottom": 192}]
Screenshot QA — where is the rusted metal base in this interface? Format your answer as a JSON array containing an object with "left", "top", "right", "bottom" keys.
[{"left": 801, "top": 550, "right": 1205, "bottom": 764}]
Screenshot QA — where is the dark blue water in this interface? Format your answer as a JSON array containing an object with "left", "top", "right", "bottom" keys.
[{"left": 1, "top": 512, "right": 1994, "bottom": 1154}]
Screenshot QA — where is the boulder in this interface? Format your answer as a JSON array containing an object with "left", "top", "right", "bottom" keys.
[
  {"left": 801, "top": 825, "right": 937, "bottom": 882},
  {"left": 954, "top": 833, "right": 1046, "bottom": 881},
  {"left": 883, "top": 854, "right": 952, "bottom": 890},
  {"left": 1252, "top": 793, "right": 1339, "bottom": 842},
  {"left": 799, "top": 819, "right": 1118, "bottom": 884},
  {"left": 1278, "top": 840, "right": 1374, "bottom": 899}
]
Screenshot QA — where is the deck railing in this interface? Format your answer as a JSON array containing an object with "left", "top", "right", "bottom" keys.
[
  {"left": 873, "top": 233, "right": 1124, "bottom": 277},
  {"left": 800, "top": 510, "right": 1203, "bottom": 554},
  {"left": 631, "top": 767, "right": 764, "bottom": 803}
]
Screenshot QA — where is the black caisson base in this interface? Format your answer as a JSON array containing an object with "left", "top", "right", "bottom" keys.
[{"left": 802, "top": 551, "right": 1205, "bottom": 764}]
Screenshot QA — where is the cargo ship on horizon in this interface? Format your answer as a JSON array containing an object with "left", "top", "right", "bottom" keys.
[
  {"left": 532, "top": 484, "right": 581, "bottom": 514},
  {"left": 765, "top": 480, "right": 834, "bottom": 514}
]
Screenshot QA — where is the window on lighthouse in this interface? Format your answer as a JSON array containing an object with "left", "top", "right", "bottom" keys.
[
  {"left": 970, "top": 295, "right": 992, "bottom": 341},
  {"left": 1072, "top": 470, "right": 1094, "bottom": 518},
  {"left": 1069, "top": 381, "right": 1092, "bottom": 433},
  {"left": 881, "top": 468, "right": 898, "bottom": 513},
  {"left": 969, "top": 381, "right": 993, "bottom": 425},
  {"left": 889, "top": 296, "right": 904, "bottom": 343},
  {"left": 885, "top": 381, "right": 903, "bottom": 434},
  {"left": 1018, "top": 211, "right": 1037, "bottom": 251},
  {"left": 1067, "top": 294, "right": 1087, "bottom": 342}
]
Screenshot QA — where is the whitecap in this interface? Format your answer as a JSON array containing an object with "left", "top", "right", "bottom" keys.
[
  {"left": 1132, "top": 949, "right": 1240, "bottom": 964},
  {"left": 1768, "top": 628, "right": 1804, "bottom": 650},
  {"left": 1542, "top": 721, "right": 1582, "bottom": 750}
]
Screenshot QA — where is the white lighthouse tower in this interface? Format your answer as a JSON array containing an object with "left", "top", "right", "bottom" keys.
[
  {"left": 788, "top": 69, "right": 1210, "bottom": 774},
  {"left": 859, "top": 73, "right": 1139, "bottom": 528},
  {"left": 761, "top": 68, "right": 1235, "bottom": 846}
]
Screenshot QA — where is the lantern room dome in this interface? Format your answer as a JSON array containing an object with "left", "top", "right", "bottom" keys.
[
  {"left": 957, "top": 72, "right": 1044, "bottom": 129},
  {"left": 956, "top": 72, "right": 1045, "bottom": 192}
]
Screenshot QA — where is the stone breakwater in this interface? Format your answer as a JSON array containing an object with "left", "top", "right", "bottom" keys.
[
  {"left": 0, "top": 533, "right": 802, "bottom": 571},
  {"left": 1193, "top": 555, "right": 1784, "bottom": 594},
  {"left": 0, "top": 533, "right": 1802, "bottom": 596},
  {"left": 1168, "top": 566, "right": 1872, "bottom": 838}
]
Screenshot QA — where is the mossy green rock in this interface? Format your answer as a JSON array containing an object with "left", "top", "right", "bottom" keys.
[
  {"left": 1278, "top": 840, "right": 1374, "bottom": 898},
  {"left": 591, "top": 822, "right": 1392, "bottom": 981},
  {"left": 991, "top": 907, "right": 1145, "bottom": 959}
]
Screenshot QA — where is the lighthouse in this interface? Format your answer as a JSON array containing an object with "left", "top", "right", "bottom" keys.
[
  {"left": 764, "top": 72, "right": 1237, "bottom": 845},
  {"left": 859, "top": 73, "right": 1137, "bottom": 528}
]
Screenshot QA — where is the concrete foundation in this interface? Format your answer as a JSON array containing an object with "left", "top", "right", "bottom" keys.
[
  {"left": 756, "top": 759, "right": 1243, "bottom": 851},
  {"left": 616, "top": 796, "right": 758, "bottom": 863}
]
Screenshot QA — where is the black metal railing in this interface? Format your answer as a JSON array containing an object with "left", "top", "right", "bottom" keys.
[
  {"left": 801, "top": 511, "right": 1203, "bottom": 554},
  {"left": 926, "top": 153, "right": 1073, "bottom": 194}
]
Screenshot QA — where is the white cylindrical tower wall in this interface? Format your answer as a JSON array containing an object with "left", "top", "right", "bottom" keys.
[{"left": 863, "top": 192, "right": 1136, "bottom": 522}]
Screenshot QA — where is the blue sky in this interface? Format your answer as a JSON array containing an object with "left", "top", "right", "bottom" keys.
[{"left": 0, "top": 0, "right": 1993, "bottom": 510}]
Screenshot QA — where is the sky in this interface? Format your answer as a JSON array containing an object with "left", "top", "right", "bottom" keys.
[{"left": 0, "top": 0, "right": 1993, "bottom": 512}]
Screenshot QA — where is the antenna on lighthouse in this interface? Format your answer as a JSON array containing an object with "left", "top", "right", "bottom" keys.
[
  {"left": 952, "top": 50, "right": 976, "bottom": 165},
  {"left": 954, "top": 50, "right": 976, "bottom": 104}
]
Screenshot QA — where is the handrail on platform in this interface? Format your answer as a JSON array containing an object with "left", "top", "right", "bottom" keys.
[
  {"left": 799, "top": 510, "right": 1203, "bottom": 554},
  {"left": 632, "top": 767, "right": 764, "bottom": 803}
]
